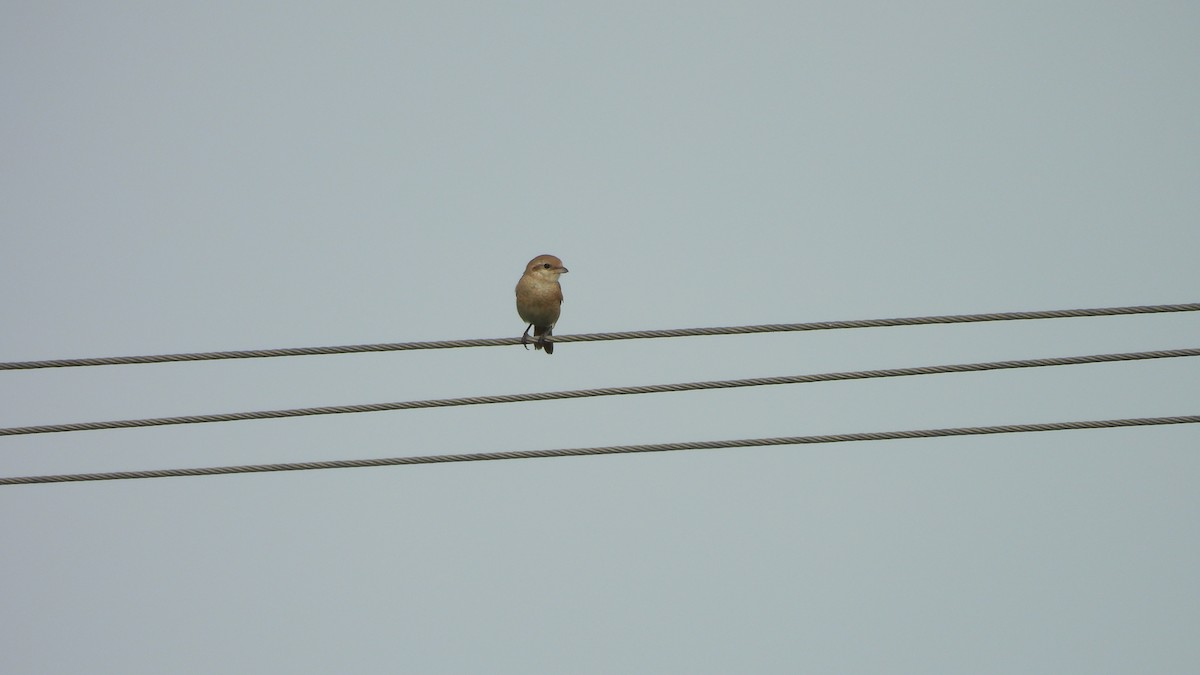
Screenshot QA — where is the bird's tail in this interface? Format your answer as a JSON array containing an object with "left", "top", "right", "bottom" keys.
[{"left": 535, "top": 326, "right": 554, "bottom": 355}]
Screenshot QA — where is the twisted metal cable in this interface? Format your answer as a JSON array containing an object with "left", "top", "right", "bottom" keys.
[
  {"left": 2, "top": 302, "right": 1197, "bottom": 370},
  {"left": 2, "top": 414, "right": 1196, "bottom": 485},
  {"left": 2, "top": 348, "right": 1197, "bottom": 437}
]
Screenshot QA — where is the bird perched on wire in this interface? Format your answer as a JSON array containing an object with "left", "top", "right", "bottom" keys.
[{"left": 515, "top": 254, "right": 568, "bottom": 354}]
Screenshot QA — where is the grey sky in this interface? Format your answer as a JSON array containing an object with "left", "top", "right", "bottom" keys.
[{"left": 2, "top": 3, "right": 1198, "bottom": 673}]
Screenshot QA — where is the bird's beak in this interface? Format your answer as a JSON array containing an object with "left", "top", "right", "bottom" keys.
[{"left": 559, "top": 267, "right": 569, "bottom": 273}]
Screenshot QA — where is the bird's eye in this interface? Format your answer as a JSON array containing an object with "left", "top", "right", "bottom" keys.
[{"left": 543, "top": 263, "right": 552, "bottom": 269}]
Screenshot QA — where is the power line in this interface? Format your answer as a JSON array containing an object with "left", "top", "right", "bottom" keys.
[
  {"left": 2, "top": 302, "right": 1197, "bottom": 371},
  {"left": 2, "top": 414, "right": 1196, "bottom": 485},
  {"left": 2, "top": 348, "right": 1197, "bottom": 437}
]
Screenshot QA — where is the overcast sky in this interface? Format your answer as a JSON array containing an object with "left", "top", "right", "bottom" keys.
[{"left": 2, "top": 3, "right": 1199, "bottom": 673}]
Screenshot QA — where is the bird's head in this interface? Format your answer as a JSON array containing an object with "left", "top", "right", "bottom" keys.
[{"left": 525, "top": 254, "right": 568, "bottom": 279}]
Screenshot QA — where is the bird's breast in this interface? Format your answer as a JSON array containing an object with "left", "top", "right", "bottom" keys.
[{"left": 515, "top": 278, "right": 562, "bottom": 325}]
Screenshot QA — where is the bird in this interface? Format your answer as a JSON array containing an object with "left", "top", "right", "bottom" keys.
[{"left": 515, "top": 254, "right": 568, "bottom": 354}]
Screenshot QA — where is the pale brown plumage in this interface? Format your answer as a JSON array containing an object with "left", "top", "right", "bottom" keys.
[{"left": 515, "top": 254, "right": 568, "bottom": 354}]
